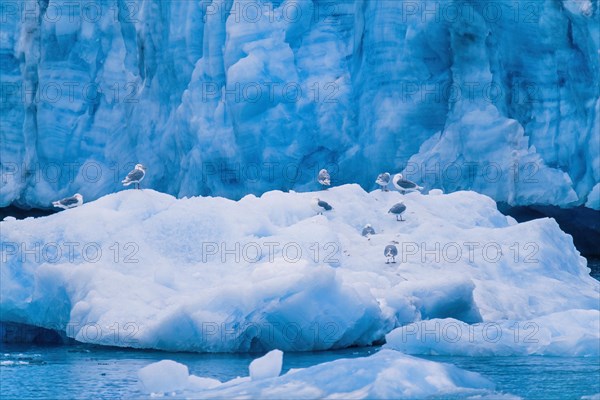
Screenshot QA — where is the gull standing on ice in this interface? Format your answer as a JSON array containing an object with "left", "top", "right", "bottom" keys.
[
  {"left": 392, "top": 173, "right": 423, "bottom": 194},
  {"left": 376, "top": 172, "right": 391, "bottom": 191},
  {"left": 362, "top": 224, "right": 376, "bottom": 237},
  {"left": 318, "top": 169, "right": 331, "bottom": 189},
  {"left": 122, "top": 164, "right": 146, "bottom": 189},
  {"left": 384, "top": 242, "right": 399, "bottom": 264},
  {"left": 52, "top": 193, "right": 83, "bottom": 210},
  {"left": 311, "top": 197, "right": 333, "bottom": 215},
  {"left": 388, "top": 202, "right": 407, "bottom": 221}
]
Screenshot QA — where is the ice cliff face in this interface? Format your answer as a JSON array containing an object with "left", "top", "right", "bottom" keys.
[{"left": 1, "top": 0, "right": 598, "bottom": 208}]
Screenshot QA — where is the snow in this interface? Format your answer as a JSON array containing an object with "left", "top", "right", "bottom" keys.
[
  {"left": 1, "top": 185, "right": 598, "bottom": 354},
  {"left": 1, "top": 0, "right": 598, "bottom": 208},
  {"left": 385, "top": 309, "right": 600, "bottom": 357},
  {"left": 138, "top": 349, "right": 501, "bottom": 398},
  {"left": 249, "top": 349, "right": 283, "bottom": 381}
]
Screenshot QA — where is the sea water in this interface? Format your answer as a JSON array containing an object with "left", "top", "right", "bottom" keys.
[{"left": 1, "top": 344, "right": 599, "bottom": 399}]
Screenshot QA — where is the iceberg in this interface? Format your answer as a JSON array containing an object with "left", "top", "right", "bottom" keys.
[
  {"left": 1, "top": 185, "right": 598, "bottom": 353},
  {"left": 385, "top": 309, "right": 600, "bottom": 357},
  {"left": 249, "top": 349, "right": 283, "bottom": 381},
  {"left": 137, "top": 359, "right": 192, "bottom": 394},
  {"left": 138, "top": 349, "right": 501, "bottom": 399},
  {"left": 0, "top": 0, "right": 598, "bottom": 208}
]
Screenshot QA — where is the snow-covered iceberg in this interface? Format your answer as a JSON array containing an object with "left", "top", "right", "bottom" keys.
[
  {"left": 1, "top": 0, "right": 598, "bottom": 208},
  {"left": 137, "top": 349, "right": 500, "bottom": 399},
  {"left": 385, "top": 310, "right": 600, "bottom": 357},
  {"left": 1, "top": 185, "right": 598, "bottom": 353}
]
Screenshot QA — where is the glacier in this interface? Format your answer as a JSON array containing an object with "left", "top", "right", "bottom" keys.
[
  {"left": 1, "top": 185, "right": 598, "bottom": 353},
  {"left": 1, "top": 0, "right": 599, "bottom": 208}
]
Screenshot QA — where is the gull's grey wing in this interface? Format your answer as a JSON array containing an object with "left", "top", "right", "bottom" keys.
[
  {"left": 384, "top": 245, "right": 398, "bottom": 257},
  {"left": 376, "top": 173, "right": 390, "bottom": 185},
  {"left": 394, "top": 177, "right": 418, "bottom": 190},
  {"left": 318, "top": 200, "right": 332, "bottom": 211},
  {"left": 389, "top": 203, "right": 406, "bottom": 214},
  {"left": 125, "top": 169, "right": 145, "bottom": 182},
  {"left": 60, "top": 196, "right": 80, "bottom": 207},
  {"left": 362, "top": 226, "right": 375, "bottom": 236}
]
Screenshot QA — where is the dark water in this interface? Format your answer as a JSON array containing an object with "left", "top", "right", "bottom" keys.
[
  {"left": 497, "top": 204, "right": 600, "bottom": 257},
  {"left": 588, "top": 259, "right": 600, "bottom": 281},
  {"left": 421, "top": 355, "right": 600, "bottom": 400},
  {"left": 0, "top": 344, "right": 377, "bottom": 399}
]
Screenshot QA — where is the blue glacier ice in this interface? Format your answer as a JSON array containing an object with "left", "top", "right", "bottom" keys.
[{"left": 0, "top": 0, "right": 598, "bottom": 208}]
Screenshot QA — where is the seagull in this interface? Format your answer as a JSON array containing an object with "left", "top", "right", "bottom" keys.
[
  {"left": 376, "top": 172, "right": 391, "bottom": 191},
  {"left": 384, "top": 242, "right": 399, "bottom": 264},
  {"left": 392, "top": 173, "right": 423, "bottom": 194},
  {"left": 318, "top": 169, "right": 331, "bottom": 188},
  {"left": 52, "top": 193, "right": 83, "bottom": 210},
  {"left": 311, "top": 197, "right": 333, "bottom": 215},
  {"left": 388, "top": 202, "right": 407, "bottom": 221},
  {"left": 362, "top": 224, "right": 376, "bottom": 237},
  {"left": 122, "top": 164, "right": 146, "bottom": 189}
]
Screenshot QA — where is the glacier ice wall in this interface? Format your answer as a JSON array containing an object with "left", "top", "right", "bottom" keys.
[{"left": 0, "top": 0, "right": 598, "bottom": 208}]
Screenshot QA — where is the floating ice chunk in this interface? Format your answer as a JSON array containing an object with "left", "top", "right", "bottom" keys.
[
  {"left": 0, "top": 361, "right": 29, "bottom": 366},
  {"left": 1, "top": 186, "right": 598, "bottom": 352},
  {"left": 385, "top": 309, "right": 600, "bottom": 357},
  {"left": 138, "top": 360, "right": 190, "bottom": 394},
  {"left": 179, "top": 349, "right": 499, "bottom": 398},
  {"left": 187, "top": 376, "right": 222, "bottom": 391},
  {"left": 249, "top": 349, "right": 283, "bottom": 381}
]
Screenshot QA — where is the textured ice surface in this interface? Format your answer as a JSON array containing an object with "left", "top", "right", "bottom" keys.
[
  {"left": 137, "top": 360, "right": 191, "bottom": 394},
  {"left": 249, "top": 349, "right": 283, "bottom": 381},
  {"left": 385, "top": 309, "right": 600, "bottom": 357},
  {"left": 138, "top": 349, "right": 499, "bottom": 398},
  {"left": 0, "top": 0, "right": 598, "bottom": 208},
  {"left": 1, "top": 185, "right": 598, "bottom": 352}
]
